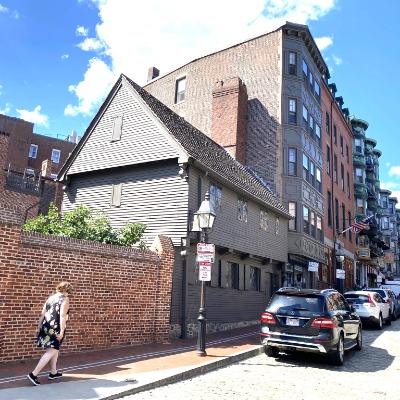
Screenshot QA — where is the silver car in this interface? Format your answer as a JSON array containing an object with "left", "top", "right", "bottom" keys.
[{"left": 344, "top": 291, "right": 391, "bottom": 329}]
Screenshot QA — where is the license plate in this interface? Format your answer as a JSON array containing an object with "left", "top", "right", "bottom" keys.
[{"left": 286, "top": 318, "right": 300, "bottom": 326}]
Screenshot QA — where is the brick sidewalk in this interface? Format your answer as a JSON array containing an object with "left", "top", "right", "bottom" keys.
[{"left": 0, "top": 325, "right": 262, "bottom": 400}]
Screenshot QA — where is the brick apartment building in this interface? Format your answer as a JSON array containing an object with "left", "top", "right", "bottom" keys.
[
  {"left": 144, "top": 22, "right": 336, "bottom": 289},
  {"left": 0, "top": 113, "right": 78, "bottom": 218},
  {"left": 321, "top": 81, "right": 356, "bottom": 290}
]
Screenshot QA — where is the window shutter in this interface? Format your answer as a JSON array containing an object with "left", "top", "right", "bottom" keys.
[
  {"left": 111, "top": 183, "right": 122, "bottom": 206},
  {"left": 111, "top": 115, "right": 123, "bottom": 141}
]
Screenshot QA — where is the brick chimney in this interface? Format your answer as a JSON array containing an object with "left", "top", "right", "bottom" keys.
[
  {"left": 211, "top": 77, "right": 248, "bottom": 164},
  {"left": 41, "top": 159, "right": 54, "bottom": 178},
  {"left": 0, "top": 132, "right": 10, "bottom": 188},
  {"left": 147, "top": 67, "right": 160, "bottom": 82}
]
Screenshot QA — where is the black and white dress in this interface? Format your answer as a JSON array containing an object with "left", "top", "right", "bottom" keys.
[{"left": 37, "top": 294, "right": 67, "bottom": 350}]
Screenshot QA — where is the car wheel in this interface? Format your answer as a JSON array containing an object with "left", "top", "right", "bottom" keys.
[
  {"left": 264, "top": 345, "right": 279, "bottom": 358},
  {"left": 377, "top": 313, "right": 383, "bottom": 330},
  {"left": 392, "top": 308, "right": 397, "bottom": 321},
  {"left": 330, "top": 334, "right": 344, "bottom": 366},
  {"left": 354, "top": 326, "right": 362, "bottom": 351},
  {"left": 387, "top": 312, "right": 392, "bottom": 325}
]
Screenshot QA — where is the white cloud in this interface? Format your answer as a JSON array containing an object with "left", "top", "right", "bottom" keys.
[
  {"left": 77, "top": 37, "right": 104, "bottom": 52},
  {"left": 0, "top": 4, "right": 8, "bottom": 13},
  {"left": 315, "top": 36, "right": 333, "bottom": 51},
  {"left": 61, "top": 54, "right": 69, "bottom": 60},
  {"left": 16, "top": 105, "right": 49, "bottom": 128},
  {"left": 388, "top": 166, "right": 400, "bottom": 178},
  {"left": 64, "top": 57, "right": 115, "bottom": 116},
  {"left": 0, "top": 102, "right": 12, "bottom": 114},
  {"left": 76, "top": 26, "right": 89, "bottom": 36},
  {"left": 332, "top": 54, "right": 342, "bottom": 65},
  {"left": 66, "top": 0, "right": 337, "bottom": 117}
]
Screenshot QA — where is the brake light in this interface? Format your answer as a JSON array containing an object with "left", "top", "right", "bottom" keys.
[
  {"left": 311, "top": 318, "right": 336, "bottom": 329},
  {"left": 367, "top": 294, "right": 376, "bottom": 307},
  {"left": 386, "top": 299, "right": 390, "bottom": 303},
  {"left": 260, "top": 312, "right": 276, "bottom": 324}
]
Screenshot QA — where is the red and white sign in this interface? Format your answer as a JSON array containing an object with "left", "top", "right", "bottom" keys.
[
  {"left": 199, "top": 261, "right": 212, "bottom": 281},
  {"left": 197, "top": 243, "right": 215, "bottom": 263},
  {"left": 336, "top": 269, "right": 345, "bottom": 280}
]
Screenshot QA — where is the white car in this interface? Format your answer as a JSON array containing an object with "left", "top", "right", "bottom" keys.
[{"left": 344, "top": 291, "right": 391, "bottom": 329}]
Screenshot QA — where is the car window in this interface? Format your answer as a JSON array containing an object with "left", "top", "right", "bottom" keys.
[
  {"left": 338, "top": 294, "right": 351, "bottom": 311},
  {"left": 374, "top": 293, "right": 383, "bottom": 303},
  {"left": 268, "top": 293, "right": 323, "bottom": 313},
  {"left": 344, "top": 294, "right": 369, "bottom": 304}
]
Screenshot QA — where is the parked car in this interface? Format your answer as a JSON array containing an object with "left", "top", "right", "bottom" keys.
[
  {"left": 260, "top": 288, "right": 362, "bottom": 366},
  {"left": 364, "top": 288, "right": 399, "bottom": 321},
  {"left": 344, "top": 290, "right": 391, "bottom": 329}
]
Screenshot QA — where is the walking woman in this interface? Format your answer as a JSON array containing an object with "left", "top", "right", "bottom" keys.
[{"left": 28, "top": 281, "right": 73, "bottom": 386}]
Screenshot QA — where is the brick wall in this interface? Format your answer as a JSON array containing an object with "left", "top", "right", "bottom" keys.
[{"left": 0, "top": 203, "right": 174, "bottom": 362}]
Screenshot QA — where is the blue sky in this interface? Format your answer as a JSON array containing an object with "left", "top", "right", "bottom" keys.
[{"left": 0, "top": 0, "right": 399, "bottom": 199}]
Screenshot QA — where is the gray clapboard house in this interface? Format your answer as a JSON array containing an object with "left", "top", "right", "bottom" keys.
[{"left": 58, "top": 74, "right": 291, "bottom": 338}]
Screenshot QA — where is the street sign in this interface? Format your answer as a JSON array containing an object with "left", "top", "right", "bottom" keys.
[
  {"left": 336, "top": 269, "right": 345, "bottom": 280},
  {"left": 197, "top": 243, "right": 215, "bottom": 254},
  {"left": 197, "top": 254, "right": 214, "bottom": 263},
  {"left": 199, "top": 261, "right": 212, "bottom": 281}
]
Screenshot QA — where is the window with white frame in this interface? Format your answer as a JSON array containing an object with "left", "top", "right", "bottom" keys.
[
  {"left": 341, "top": 164, "right": 345, "bottom": 191},
  {"left": 355, "top": 168, "right": 363, "bottom": 183},
  {"left": 303, "top": 154, "right": 309, "bottom": 181},
  {"left": 314, "top": 81, "right": 320, "bottom": 100},
  {"left": 310, "top": 210, "right": 316, "bottom": 237},
  {"left": 288, "top": 148, "right": 297, "bottom": 175},
  {"left": 303, "top": 205, "right": 309, "bottom": 234},
  {"left": 51, "top": 149, "right": 61, "bottom": 163},
  {"left": 288, "top": 202, "right": 296, "bottom": 231},
  {"left": 333, "top": 125, "right": 337, "bottom": 145},
  {"left": 382, "top": 217, "right": 389, "bottom": 230},
  {"left": 327, "top": 145, "right": 331, "bottom": 175},
  {"left": 289, "top": 98, "right": 297, "bottom": 124},
  {"left": 29, "top": 144, "right": 38, "bottom": 158},
  {"left": 315, "top": 124, "right": 321, "bottom": 147},
  {"left": 334, "top": 155, "right": 338, "bottom": 183},
  {"left": 175, "top": 77, "right": 186, "bottom": 103},
  {"left": 316, "top": 168, "right": 322, "bottom": 192},
  {"left": 238, "top": 198, "right": 248, "bottom": 222},
  {"left": 209, "top": 182, "right": 222, "bottom": 212},
  {"left": 289, "top": 51, "right": 297, "bottom": 75},
  {"left": 302, "top": 59, "right": 308, "bottom": 81},
  {"left": 310, "top": 160, "right": 315, "bottom": 185},
  {"left": 302, "top": 105, "right": 308, "bottom": 130},
  {"left": 317, "top": 215, "right": 322, "bottom": 241},
  {"left": 354, "top": 138, "right": 362, "bottom": 153},
  {"left": 356, "top": 198, "right": 364, "bottom": 215},
  {"left": 260, "top": 210, "right": 268, "bottom": 230}
]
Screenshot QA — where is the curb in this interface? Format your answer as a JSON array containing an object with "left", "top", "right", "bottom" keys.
[{"left": 101, "top": 346, "right": 264, "bottom": 400}]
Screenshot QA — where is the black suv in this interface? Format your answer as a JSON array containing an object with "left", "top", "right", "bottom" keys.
[{"left": 260, "top": 288, "right": 362, "bottom": 365}]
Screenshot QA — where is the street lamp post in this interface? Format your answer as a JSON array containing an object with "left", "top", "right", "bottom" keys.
[
  {"left": 335, "top": 244, "right": 345, "bottom": 293},
  {"left": 194, "top": 192, "right": 216, "bottom": 357}
]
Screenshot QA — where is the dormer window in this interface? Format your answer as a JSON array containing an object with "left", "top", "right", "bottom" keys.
[{"left": 175, "top": 77, "right": 186, "bottom": 103}]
